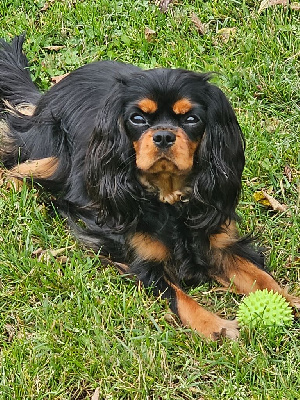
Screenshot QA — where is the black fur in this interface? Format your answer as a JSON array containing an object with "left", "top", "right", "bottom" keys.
[{"left": 0, "top": 36, "right": 264, "bottom": 323}]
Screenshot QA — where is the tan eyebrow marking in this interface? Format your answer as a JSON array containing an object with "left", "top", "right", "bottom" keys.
[
  {"left": 173, "top": 98, "right": 193, "bottom": 114},
  {"left": 137, "top": 98, "right": 158, "bottom": 114}
]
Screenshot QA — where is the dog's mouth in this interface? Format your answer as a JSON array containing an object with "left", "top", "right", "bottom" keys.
[{"left": 144, "top": 156, "right": 180, "bottom": 174}]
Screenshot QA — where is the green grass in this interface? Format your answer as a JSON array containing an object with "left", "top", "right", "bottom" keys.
[{"left": 0, "top": 1, "right": 299, "bottom": 399}]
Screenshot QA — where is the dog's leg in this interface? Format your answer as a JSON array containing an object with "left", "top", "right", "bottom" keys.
[
  {"left": 0, "top": 158, "right": 59, "bottom": 190},
  {"left": 129, "top": 232, "right": 239, "bottom": 339},
  {"left": 132, "top": 268, "right": 239, "bottom": 340},
  {"left": 209, "top": 222, "right": 300, "bottom": 308},
  {"left": 169, "top": 282, "right": 239, "bottom": 340},
  {"left": 9, "top": 157, "right": 59, "bottom": 179}
]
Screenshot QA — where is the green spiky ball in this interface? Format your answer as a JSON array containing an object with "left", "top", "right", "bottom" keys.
[{"left": 237, "top": 289, "right": 293, "bottom": 328}]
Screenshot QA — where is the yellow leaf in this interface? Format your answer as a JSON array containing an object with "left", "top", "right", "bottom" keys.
[
  {"left": 216, "top": 27, "right": 237, "bottom": 42},
  {"left": 253, "top": 191, "right": 271, "bottom": 206}
]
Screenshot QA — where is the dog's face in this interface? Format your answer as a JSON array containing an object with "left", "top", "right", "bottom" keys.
[
  {"left": 123, "top": 69, "right": 207, "bottom": 175},
  {"left": 88, "top": 66, "right": 244, "bottom": 223}
]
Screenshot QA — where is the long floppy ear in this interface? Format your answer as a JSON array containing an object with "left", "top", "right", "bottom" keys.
[
  {"left": 85, "top": 84, "right": 141, "bottom": 233},
  {"left": 189, "top": 84, "right": 245, "bottom": 232}
]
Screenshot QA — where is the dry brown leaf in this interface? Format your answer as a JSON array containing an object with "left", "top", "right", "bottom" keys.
[
  {"left": 48, "top": 247, "right": 74, "bottom": 257},
  {"left": 40, "top": 0, "right": 57, "bottom": 11},
  {"left": 5, "top": 324, "right": 16, "bottom": 342},
  {"left": 258, "top": 0, "right": 288, "bottom": 13},
  {"left": 261, "top": 190, "right": 288, "bottom": 213},
  {"left": 51, "top": 73, "right": 69, "bottom": 85},
  {"left": 284, "top": 165, "right": 293, "bottom": 182},
  {"left": 32, "top": 246, "right": 74, "bottom": 262},
  {"left": 291, "top": 2, "right": 300, "bottom": 10},
  {"left": 191, "top": 13, "right": 206, "bottom": 35},
  {"left": 91, "top": 387, "right": 100, "bottom": 400},
  {"left": 157, "top": 0, "right": 174, "bottom": 12},
  {"left": 144, "top": 27, "right": 157, "bottom": 42},
  {"left": 285, "top": 256, "right": 300, "bottom": 269},
  {"left": 44, "top": 45, "right": 65, "bottom": 51},
  {"left": 216, "top": 27, "right": 237, "bottom": 42},
  {"left": 40, "top": 3, "right": 50, "bottom": 11},
  {"left": 205, "top": 287, "right": 237, "bottom": 293},
  {"left": 254, "top": 190, "right": 289, "bottom": 213},
  {"left": 56, "top": 256, "right": 69, "bottom": 263}
]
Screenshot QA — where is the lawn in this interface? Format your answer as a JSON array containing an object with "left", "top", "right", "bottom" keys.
[{"left": 0, "top": 0, "right": 300, "bottom": 399}]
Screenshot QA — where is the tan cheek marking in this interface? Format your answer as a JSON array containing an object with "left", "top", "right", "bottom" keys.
[
  {"left": 138, "top": 98, "right": 158, "bottom": 114},
  {"left": 133, "top": 130, "right": 159, "bottom": 170},
  {"left": 10, "top": 157, "right": 59, "bottom": 179},
  {"left": 130, "top": 232, "right": 170, "bottom": 262},
  {"left": 173, "top": 98, "right": 192, "bottom": 114},
  {"left": 170, "top": 129, "right": 199, "bottom": 171}
]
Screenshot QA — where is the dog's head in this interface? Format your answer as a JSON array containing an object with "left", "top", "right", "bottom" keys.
[
  {"left": 124, "top": 76, "right": 206, "bottom": 175},
  {"left": 87, "top": 67, "right": 245, "bottom": 232}
]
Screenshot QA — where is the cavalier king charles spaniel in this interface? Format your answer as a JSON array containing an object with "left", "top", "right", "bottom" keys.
[{"left": 1, "top": 36, "right": 299, "bottom": 339}]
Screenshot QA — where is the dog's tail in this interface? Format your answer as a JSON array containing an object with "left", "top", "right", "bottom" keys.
[
  {"left": 0, "top": 35, "right": 41, "bottom": 108},
  {"left": 0, "top": 35, "right": 42, "bottom": 167}
]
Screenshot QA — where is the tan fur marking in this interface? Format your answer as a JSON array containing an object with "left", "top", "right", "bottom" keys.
[
  {"left": 0, "top": 168, "right": 23, "bottom": 190},
  {"left": 209, "top": 221, "right": 239, "bottom": 249},
  {"left": 218, "top": 258, "right": 285, "bottom": 295},
  {"left": 171, "top": 283, "right": 239, "bottom": 339},
  {"left": 0, "top": 120, "right": 9, "bottom": 136},
  {"left": 130, "top": 233, "right": 169, "bottom": 262},
  {"left": 170, "top": 130, "right": 199, "bottom": 171},
  {"left": 173, "top": 98, "right": 192, "bottom": 114},
  {"left": 209, "top": 223, "right": 285, "bottom": 295},
  {"left": 3, "top": 100, "right": 36, "bottom": 116},
  {"left": 10, "top": 157, "right": 58, "bottom": 179},
  {"left": 213, "top": 256, "right": 300, "bottom": 308},
  {"left": 133, "top": 132, "right": 162, "bottom": 171},
  {"left": 210, "top": 222, "right": 300, "bottom": 309},
  {"left": 15, "top": 103, "right": 36, "bottom": 116},
  {"left": 138, "top": 171, "right": 191, "bottom": 204},
  {"left": 137, "top": 98, "right": 158, "bottom": 114},
  {"left": 1, "top": 103, "right": 36, "bottom": 160},
  {"left": 0, "top": 117, "right": 12, "bottom": 141}
]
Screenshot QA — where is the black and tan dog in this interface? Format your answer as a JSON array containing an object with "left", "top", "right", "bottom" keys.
[{"left": 0, "top": 36, "right": 298, "bottom": 339}]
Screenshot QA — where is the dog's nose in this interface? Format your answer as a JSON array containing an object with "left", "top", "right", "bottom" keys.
[{"left": 153, "top": 131, "right": 176, "bottom": 149}]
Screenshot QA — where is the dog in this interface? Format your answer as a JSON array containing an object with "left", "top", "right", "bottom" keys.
[{"left": 0, "top": 36, "right": 299, "bottom": 339}]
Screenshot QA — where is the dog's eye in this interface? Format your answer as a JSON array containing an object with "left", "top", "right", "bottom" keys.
[
  {"left": 184, "top": 115, "right": 200, "bottom": 124},
  {"left": 130, "top": 113, "right": 147, "bottom": 125}
]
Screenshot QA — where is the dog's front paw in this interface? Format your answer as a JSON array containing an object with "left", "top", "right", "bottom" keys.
[
  {"left": 210, "top": 318, "right": 239, "bottom": 341},
  {"left": 285, "top": 294, "right": 300, "bottom": 309}
]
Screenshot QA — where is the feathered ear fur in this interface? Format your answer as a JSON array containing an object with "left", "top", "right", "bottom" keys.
[
  {"left": 189, "top": 84, "right": 245, "bottom": 232},
  {"left": 85, "top": 84, "right": 141, "bottom": 233}
]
